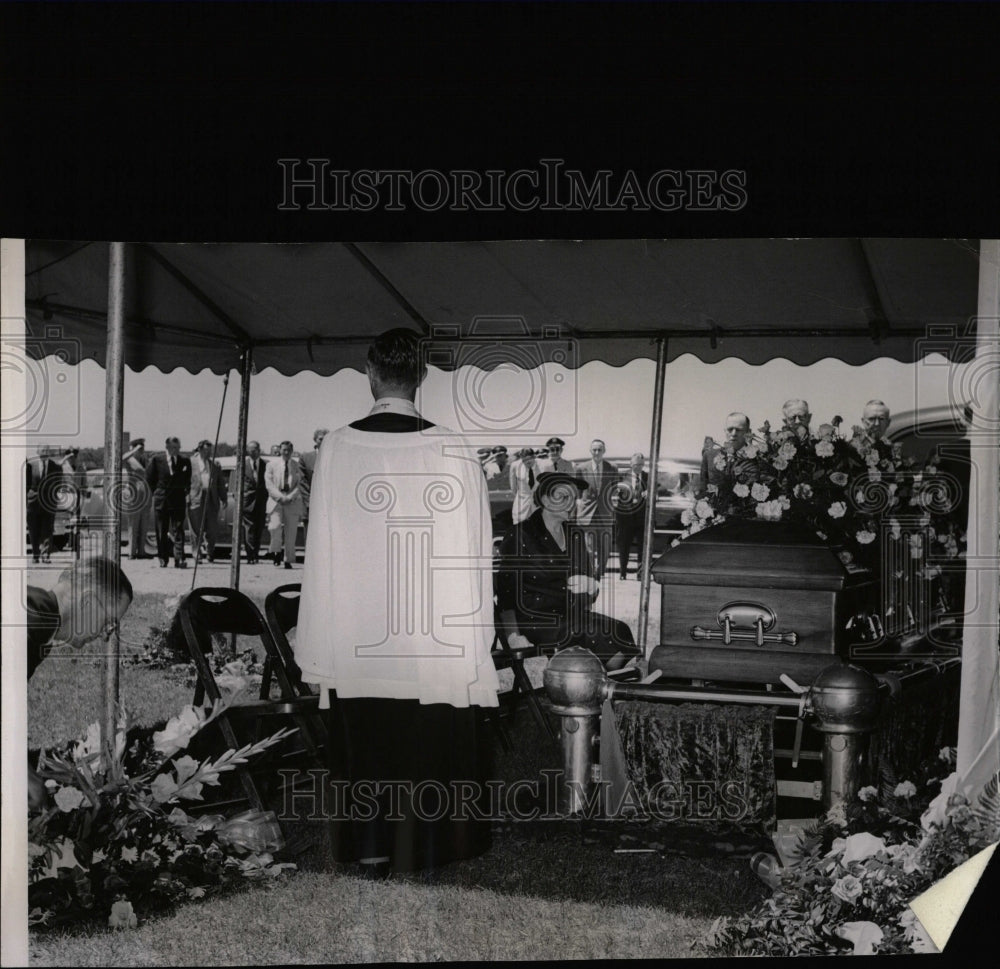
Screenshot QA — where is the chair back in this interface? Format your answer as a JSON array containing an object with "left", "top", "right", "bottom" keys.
[
  {"left": 263, "top": 584, "right": 307, "bottom": 693},
  {"left": 179, "top": 587, "right": 296, "bottom": 703}
]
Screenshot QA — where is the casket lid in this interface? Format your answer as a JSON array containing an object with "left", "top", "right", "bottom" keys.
[{"left": 652, "top": 519, "right": 857, "bottom": 590}]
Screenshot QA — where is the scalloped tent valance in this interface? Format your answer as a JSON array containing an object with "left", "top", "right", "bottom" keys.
[{"left": 25, "top": 238, "right": 980, "bottom": 372}]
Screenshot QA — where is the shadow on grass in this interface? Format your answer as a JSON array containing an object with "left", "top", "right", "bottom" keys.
[{"left": 275, "top": 695, "right": 771, "bottom": 918}]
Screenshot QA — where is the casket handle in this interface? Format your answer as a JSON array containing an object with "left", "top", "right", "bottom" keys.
[{"left": 690, "top": 600, "right": 799, "bottom": 647}]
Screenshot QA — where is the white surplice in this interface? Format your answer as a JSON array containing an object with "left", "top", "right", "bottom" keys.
[{"left": 296, "top": 399, "right": 499, "bottom": 708}]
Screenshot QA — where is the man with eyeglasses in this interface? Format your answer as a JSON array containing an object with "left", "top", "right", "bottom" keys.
[{"left": 26, "top": 556, "right": 134, "bottom": 809}]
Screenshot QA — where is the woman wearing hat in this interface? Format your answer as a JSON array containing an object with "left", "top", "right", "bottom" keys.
[{"left": 496, "top": 471, "right": 639, "bottom": 670}]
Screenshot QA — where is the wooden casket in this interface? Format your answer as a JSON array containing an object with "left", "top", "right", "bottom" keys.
[{"left": 649, "top": 519, "right": 877, "bottom": 685}]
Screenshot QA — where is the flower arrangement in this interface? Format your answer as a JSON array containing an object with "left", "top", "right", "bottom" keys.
[
  {"left": 679, "top": 416, "right": 968, "bottom": 611},
  {"left": 28, "top": 700, "right": 297, "bottom": 930},
  {"left": 705, "top": 748, "right": 1000, "bottom": 956}
]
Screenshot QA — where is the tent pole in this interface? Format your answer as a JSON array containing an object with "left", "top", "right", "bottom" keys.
[
  {"left": 229, "top": 346, "right": 253, "bottom": 591},
  {"left": 637, "top": 336, "right": 668, "bottom": 658},
  {"left": 956, "top": 240, "right": 1000, "bottom": 785},
  {"left": 101, "top": 242, "right": 126, "bottom": 751}
]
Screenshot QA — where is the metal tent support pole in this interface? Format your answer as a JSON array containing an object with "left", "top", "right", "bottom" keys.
[
  {"left": 101, "top": 242, "right": 126, "bottom": 753},
  {"left": 637, "top": 336, "right": 667, "bottom": 658},
  {"left": 229, "top": 347, "right": 253, "bottom": 592}
]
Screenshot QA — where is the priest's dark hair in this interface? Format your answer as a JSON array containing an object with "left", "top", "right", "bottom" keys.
[{"left": 366, "top": 328, "right": 427, "bottom": 391}]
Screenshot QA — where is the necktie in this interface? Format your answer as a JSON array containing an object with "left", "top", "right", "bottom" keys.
[
  {"left": 283, "top": 461, "right": 289, "bottom": 490},
  {"left": 168, "top": 456, "right": 174, "bottom": 476},
  {"left": 528, "top": 466, "right": 535, "bottom": 488}
]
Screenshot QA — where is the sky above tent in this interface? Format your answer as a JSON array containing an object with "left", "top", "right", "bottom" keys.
[{"left": 40, "top": 351, "right": 968, "bottom": 462}]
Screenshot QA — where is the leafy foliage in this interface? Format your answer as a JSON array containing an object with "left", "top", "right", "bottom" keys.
[
  {"left": 29, "top": 701, "right": 296, "bottom": 931},
  {"left": 704, "top": 748, "right": 1000, "bottom": 956}
]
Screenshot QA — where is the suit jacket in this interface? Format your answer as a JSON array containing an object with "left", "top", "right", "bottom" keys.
[
  {"left": 265, "top": 456, "right": 303, "bottom": 514},
  {"left": 146, "top": 452, "right": 192, "bottom": 512},
  {"left": 614, "top": 469, "right": 649, "bottom": 519},
  {"left": 26, "top": 456, "right": 62, "bottom": 510},
  {"left": 299, "top": 449, "right": 320, "bottom": 513},
  {"left": 188, "top": 453, "right": 227, "bottom": 511},
  {"left": 575, "top": 458, "right": 619, "bottom": 524},
  {"left": 241, "top": 456, "right": 269, "bottom": 512},
  {"left": 509, "top": 459, "right": 539, "bottom": 524}
]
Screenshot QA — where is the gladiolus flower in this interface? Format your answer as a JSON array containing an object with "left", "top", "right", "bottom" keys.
[
  {"left": 152, "top": 705, "right": 206, "bottom": 757},
  {"left": 695, "top": 499, "right": 714, "bottom": 520}
]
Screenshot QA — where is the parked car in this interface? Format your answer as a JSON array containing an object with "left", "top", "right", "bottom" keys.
[
  {"left": 603, "top": 455, "right": 702, "bottom": 552},
  {"left": 885, "top": 404, "right": 969, "bottom": 466}
]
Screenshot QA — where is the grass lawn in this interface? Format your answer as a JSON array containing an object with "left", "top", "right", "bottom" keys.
[{"left": 26, "top": 585, "right": 766, "bottom": 963}]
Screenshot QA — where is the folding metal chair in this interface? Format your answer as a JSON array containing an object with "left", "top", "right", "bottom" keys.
[
  {"left": 178, "top": 587, "right": 324, "bottom": 812},
  {"left": 490, "top": 610, "right": 558, "bottom": 748}
]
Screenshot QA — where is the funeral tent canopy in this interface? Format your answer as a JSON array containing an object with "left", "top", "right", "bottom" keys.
[
  {"left": 25, "top": 238, "right": 981, "bottom": 373},
  {"left": 18, "top": 237, "right": 998, "bottom": 793}
]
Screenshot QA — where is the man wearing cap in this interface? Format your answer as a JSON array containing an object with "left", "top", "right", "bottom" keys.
[
  {"left": 575, "top": 438, "right": 619, "bottom": 576},
  {"left": 484, "top": 446, "right": 511, "bottom": 491},
  {"left": 538, "top": 437, "right": 574, "bottom": 474},
  {"left": 299, "top": 428, "right": 329, "bottom": 546},
  {"left": 188, "top": 439, "right": 228, "bottom": 563},
  {"left": 146, "top": 437, "right": 192, "bottom": 567},
  {"left": 122, "top": 438, "right": 153, "bottom": 559},
  {"left": 509, "top": 447, "right": 539, "bottom": 524},
  {"left": 497, "top": 471, "right": 639, "bottom": 670}
]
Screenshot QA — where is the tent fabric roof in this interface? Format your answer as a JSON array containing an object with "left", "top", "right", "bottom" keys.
[{"left": 24, "top": 238, "right": 981, "bottom": 373}]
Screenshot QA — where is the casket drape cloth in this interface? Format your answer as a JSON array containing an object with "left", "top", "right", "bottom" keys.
[{"left": 296, "top": 417, "right": 500, "bottom": 708}]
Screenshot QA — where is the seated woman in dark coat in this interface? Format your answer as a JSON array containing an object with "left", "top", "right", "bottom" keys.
[{"left": 496, "top": 472, "right": 640, "bottom": 670}]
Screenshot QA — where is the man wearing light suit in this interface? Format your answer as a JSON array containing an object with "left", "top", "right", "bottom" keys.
[
  {"left": 265, "top": 440, "right": 303, "bottom": 569},
  {"left": 188, "top": 440, "right": 228, "bottom": 563},
  {"left": 575, "top": 438, "right": 619, "bottom": 577}
]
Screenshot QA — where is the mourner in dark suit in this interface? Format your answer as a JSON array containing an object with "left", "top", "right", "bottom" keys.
[
  {"left": 575, "top": 438, "right": 619, "bottom": 576},
  {"left": 26, "top": 448, "right": 62, "bottom": 562},
  {"left": 298, "top": 427, "right": 329, "bottom": 546},
  {"left": 241, "top": 440, "right": 270, "bottom": 564},
  {"left": 699, "top": 412, "right": 761, "bottom": 492},
  {"left": 614, "top": 452, "right": 649, "bottom": 580},
  {"left": 145, "top": 436, "right": 192, "bottom": 567},
  {"left": 497, "top": 471, "right": 639, "bottom": 669}
]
